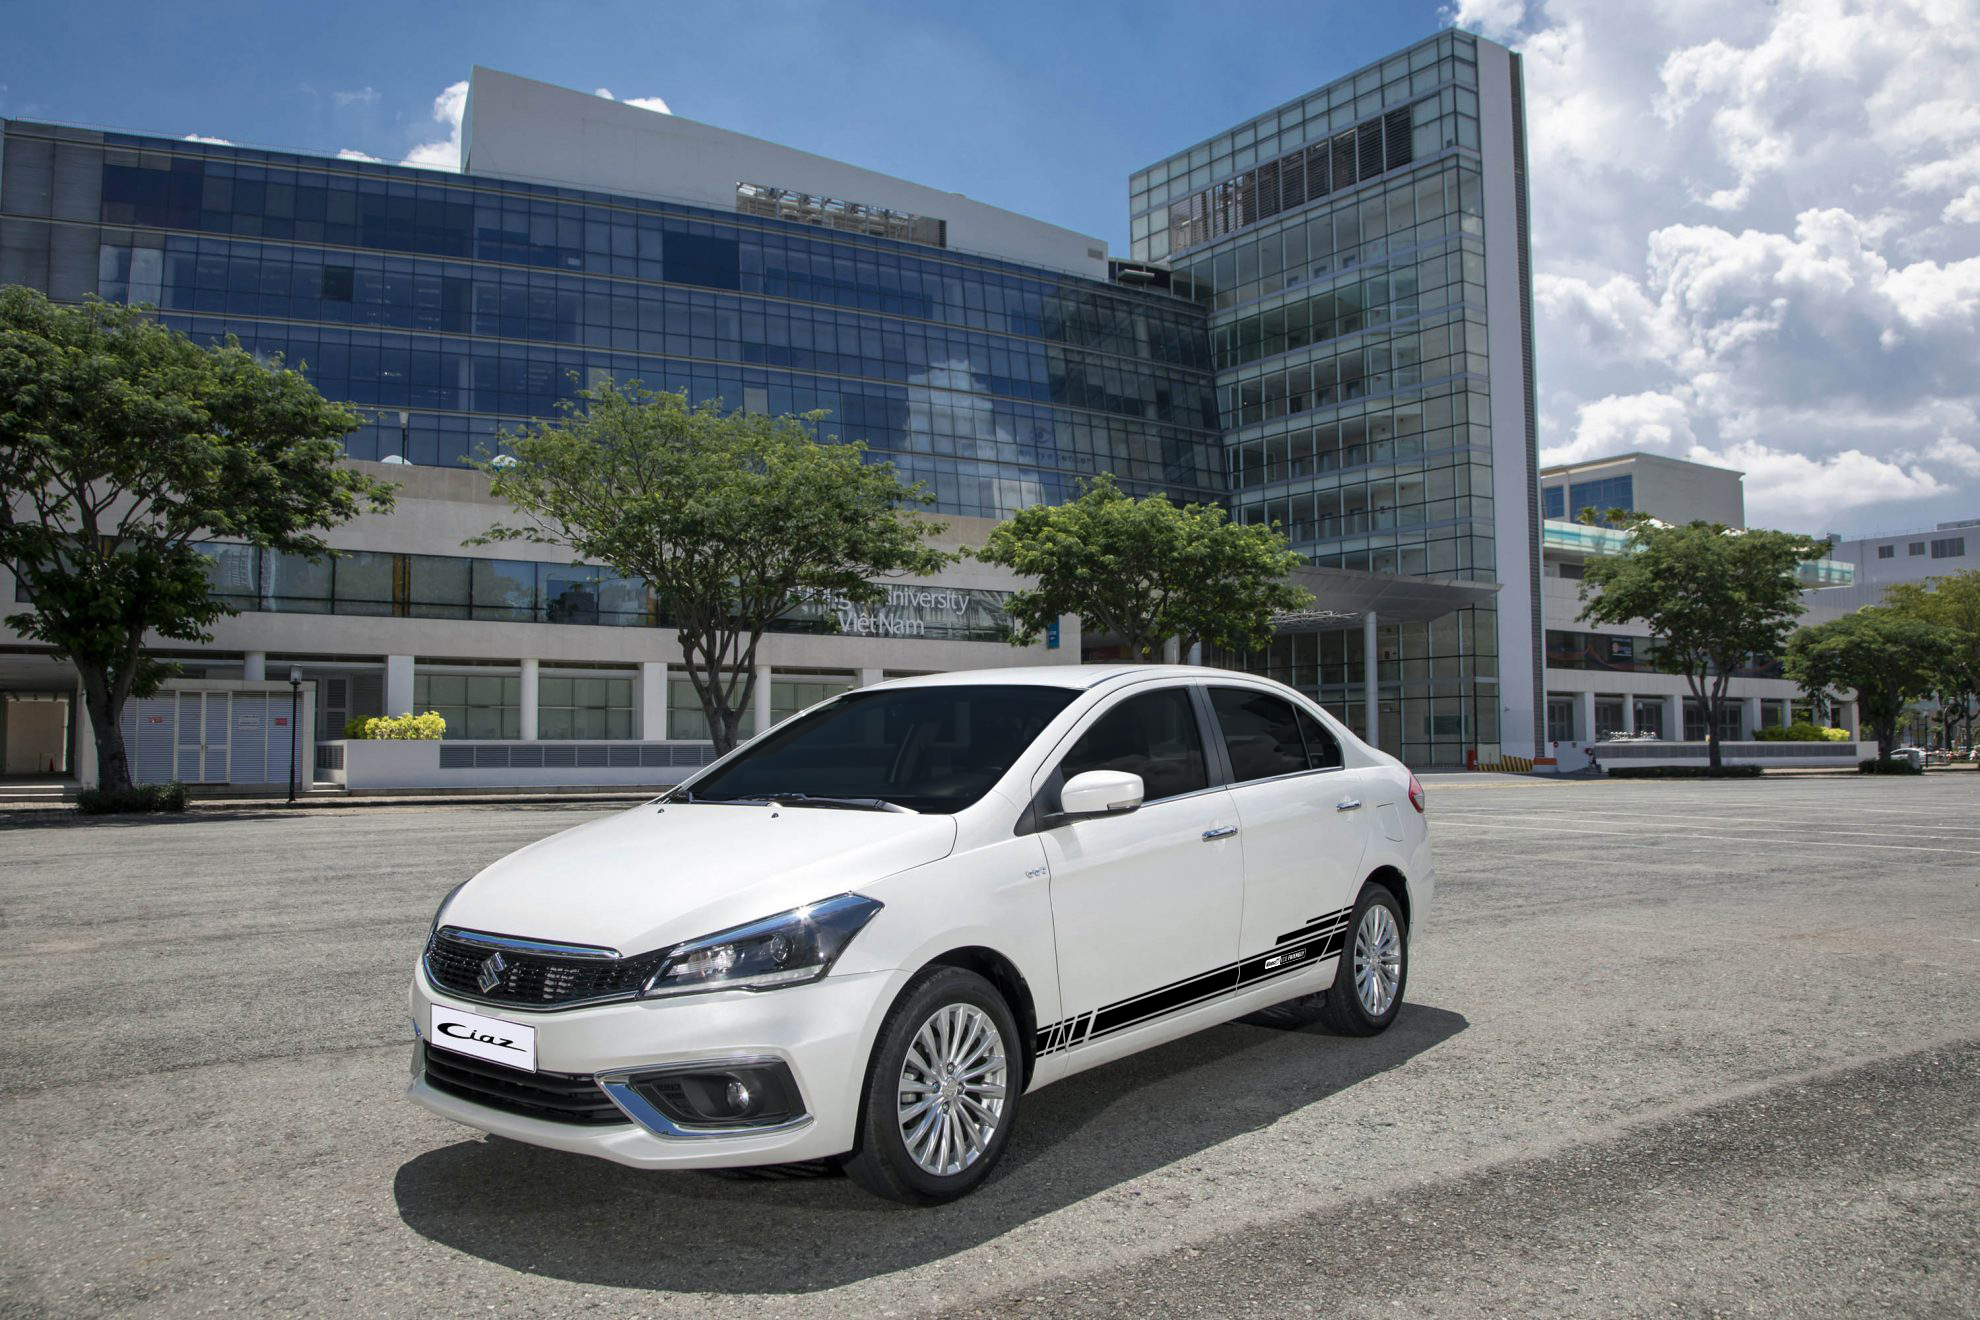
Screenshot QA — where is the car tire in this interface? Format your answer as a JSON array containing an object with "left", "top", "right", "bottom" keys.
[
  {"left": 844, "top": 967, "right": 1021, "bottom": 1206},
  {"left": 1317, "top": 884, "right": 1408, "bottom": 1037}
]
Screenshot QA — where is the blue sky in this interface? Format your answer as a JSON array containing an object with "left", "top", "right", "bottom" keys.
[
  {"left": 0, "top": 0, "right": 1446, "bottom": 251},
  {"left": 4, "top": 0, "right": 1978, "bottom": 537}
]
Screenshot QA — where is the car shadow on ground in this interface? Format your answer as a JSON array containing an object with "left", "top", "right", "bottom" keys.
[{"left": 392, "top": 1002, "right": 1467, "bottom": 1294}]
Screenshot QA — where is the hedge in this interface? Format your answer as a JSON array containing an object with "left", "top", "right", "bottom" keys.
[
  {"left": 346, "top": 711, "right": 447, "bottom": 740},
  {"left": 1858, "top": 758, "right": 1924, "bottom": 775},
  {"left": 76, "top": 781, "right": 190, "bottom": 814},
  {"left": 1606, "top": 765, "right": 1764, "bottom": 780}
]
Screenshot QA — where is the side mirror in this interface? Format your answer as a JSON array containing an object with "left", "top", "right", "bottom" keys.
[{"left": 1056, "top": 770, "right": 1144, "bottom": 822}]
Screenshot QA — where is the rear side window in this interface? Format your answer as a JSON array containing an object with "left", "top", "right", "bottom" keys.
[
  {"left": 1208, "top": 689, "right": 1346, "bottom": 779},
  {"left": 1208, "top": 688, "right": 1307, "bottom": 782},
  {"left": 1296, "top": 708, "right": 1344, "bottom": 770},
  {"left": 1058, "top": 688, "right": 1209, "bottom": 803}
]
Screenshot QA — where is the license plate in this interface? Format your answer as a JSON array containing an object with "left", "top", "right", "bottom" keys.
[{"left": 429, "top": 1003, "right": 537, "bottom": 1072}]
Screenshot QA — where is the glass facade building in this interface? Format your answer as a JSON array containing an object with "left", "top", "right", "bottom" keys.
[
  {"left": 1129, "top": 29, "right": 1541, "bottom": 766},
  {"left": 0, "top": 121, "right": 1221, "bottom": 520},
  {"left": 0, "top": 37, "right": 1550, "bottom": 778}
]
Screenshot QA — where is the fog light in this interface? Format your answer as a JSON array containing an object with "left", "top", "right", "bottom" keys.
[{"left": 628, "top": 1060, "right": 803, "bottom": 1129}]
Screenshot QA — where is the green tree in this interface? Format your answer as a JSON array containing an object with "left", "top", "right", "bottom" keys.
[
  {"left": 473, "top": 381, "right": 953, "bottom": 755},
  {"left": 0, "top": 288, "right": 393, "bottom": 793},
  {"left": 974, "top": 473, "right": 1311, "bottom": 661},
  {"left": 1883, "top": 570, "right": 1980, "bottom": 749},
  {"left": 1579, "top": 517, "right": 1829, "bottom": 768},
  {"left": 1784, "top": 608, "right": 1959, "bottom": 757}
]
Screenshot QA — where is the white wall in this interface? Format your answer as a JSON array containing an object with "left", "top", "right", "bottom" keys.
[
  {"left": 1477, "top": 40, "right": 1541, "bottom": 760},
  {"left": 463, "top": 68, "right": 1110, "bottom": 279}
]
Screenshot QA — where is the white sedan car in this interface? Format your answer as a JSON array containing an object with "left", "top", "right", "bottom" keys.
[{"left": 408, "top": 665, "right": 1432, "bottom": 1204}]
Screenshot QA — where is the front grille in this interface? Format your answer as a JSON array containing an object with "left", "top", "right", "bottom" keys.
[
  {"left": 425, "top": 929, "right": 667, "bottom": 1008},
  {"left": 421, "top": 1044, "right": 628, "bottom": 1126}
]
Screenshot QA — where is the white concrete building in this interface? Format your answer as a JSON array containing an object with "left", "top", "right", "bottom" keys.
[{"left": 1535, "top": 452, "right": 1859, "bottom": 767}]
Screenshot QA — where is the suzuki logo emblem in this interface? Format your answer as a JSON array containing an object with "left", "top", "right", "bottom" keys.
[{"left": 477, "top": 952, "right": 507, "bottom": 994}]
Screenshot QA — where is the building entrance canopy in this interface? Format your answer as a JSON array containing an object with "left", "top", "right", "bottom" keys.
[{"left": 1272, "top": 566, "right": 1500, "bottom": 631}]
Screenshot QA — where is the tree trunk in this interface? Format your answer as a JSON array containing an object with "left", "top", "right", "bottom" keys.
[{"left": 77, "top": 666, "right": 134, "bottom": 793}]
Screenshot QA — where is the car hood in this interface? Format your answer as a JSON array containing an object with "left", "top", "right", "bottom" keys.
[{"left": 440, "top": 801, "right": 959, "bottom": 955}]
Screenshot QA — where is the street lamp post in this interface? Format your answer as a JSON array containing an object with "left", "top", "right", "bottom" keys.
[
  {"left": 287, "top": 664, "right": 303, "bottom": 803},
  {"left": 397, "top": 410, "right": 410, "bottom": 463}
]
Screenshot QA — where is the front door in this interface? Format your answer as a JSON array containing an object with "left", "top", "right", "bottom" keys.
[
  {"left": 1035, "top": 685, "right": 1244, "bottom": 1050},
  {"left": 174, "top": 692, "right": 231, "bottom": 783},
  {"left": 1205, "top": 685, "right": 1371, "bottom": 969}
]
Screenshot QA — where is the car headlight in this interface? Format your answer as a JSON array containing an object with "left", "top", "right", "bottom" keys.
[{"left": 639, "top": 894, "right": 883, "bottom": 998}]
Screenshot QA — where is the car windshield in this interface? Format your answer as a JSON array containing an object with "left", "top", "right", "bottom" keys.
[{"left": 684, "top": 684, "right": 1078, "bottom": 814}]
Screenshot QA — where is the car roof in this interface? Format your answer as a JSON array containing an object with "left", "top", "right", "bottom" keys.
[{"left": 868, "top": 664, "right": 1283, "bottom": 692}]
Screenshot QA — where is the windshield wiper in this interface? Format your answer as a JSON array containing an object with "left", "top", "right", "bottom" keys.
[{"left": 710, "top": 792, "right": 917, "bottom": 814}]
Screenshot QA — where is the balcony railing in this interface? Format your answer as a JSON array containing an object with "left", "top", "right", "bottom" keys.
[{"left": 1541, "top": 520, "right": 1854, "bottom": 588}]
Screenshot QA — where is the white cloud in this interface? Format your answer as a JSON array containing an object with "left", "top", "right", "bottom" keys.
[
  {"left": 1924, "top": 436, "right": 1980, "bottom": 476},
  {"left": 1704, "top": 440, "right": 1943, "bottom": 525},
  {"left": 182, "top": 133, "right": 233, "bottom": 145},
  {"left": 401, "top": 80, "right": 468, "bottom": 171},
  {"left": 333, "top": 86, "right": 380, "bottom": 108},
  {"left": 1545, "top": 391, "right": 1696, "bottom": 466},
  {"left": 594, "top": 86, "right": 672, "bottom": 115},
  {"left": 1446, "top": 0, "right": 1527, "bottom": 41},
  {"left": 335, "top": 148, "right": 384, "bottom": 163},
  {"left": 1492, "top": 0, "right": 1980, "bottom": 534}
]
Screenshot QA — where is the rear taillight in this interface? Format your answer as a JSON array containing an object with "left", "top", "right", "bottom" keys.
[{"left": 1407, "top": 773, "right": 1425, "bottom": 813}]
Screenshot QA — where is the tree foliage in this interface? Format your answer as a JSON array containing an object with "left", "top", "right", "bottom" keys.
[
  {"left": 0, "top": 288, "right": 392, "bottom": 792},
  {"left": 974, "top": 474, "right": 1311, "bottom": 661},
  {"left": 1579, "top": 517, "right": 1829, "bottom": 767},
  {"left": 474, "top": 381, "right": 953, "bottom": 755},
  {"left": 1784, "top": 608, "right": 1959, "bottom": 757},
  {"left": 1881, "top": 569, "right": 1980, "bottom": 749}
]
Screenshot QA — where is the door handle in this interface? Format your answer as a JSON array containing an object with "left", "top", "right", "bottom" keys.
[
  {"left": 1201, "top": 825, "right": 1239, "bottom": 841},
  {"left": 1335, "top": 799, "right": 1362, "bottom": 811}
]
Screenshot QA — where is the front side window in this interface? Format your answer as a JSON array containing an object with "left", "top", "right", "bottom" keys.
[
  {"left": 687, "top": 685, "right": 1076, "bottom": 814},
  {"left": 1057, "top": 688, "right": 1209, "bottom": 803},
  {"left": 1209, "top": 688, "right": 1309, "bottom": 781}
]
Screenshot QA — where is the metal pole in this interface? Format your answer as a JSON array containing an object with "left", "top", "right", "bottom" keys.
[{"left": 288, "top": 679, "right": 300, "bottom": 803}]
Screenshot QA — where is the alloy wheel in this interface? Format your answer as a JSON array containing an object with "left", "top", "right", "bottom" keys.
[
  {"left": 896, "top": 1002, "right": 1009, "bottom": 1176},
  {"left": 1353, "top": 903, "right": 1403, "bottom": 1017}
]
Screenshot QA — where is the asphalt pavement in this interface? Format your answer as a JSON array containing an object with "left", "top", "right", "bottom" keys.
[{"left": 1, "top": 775, "right": 1976, "bottom": 1317}]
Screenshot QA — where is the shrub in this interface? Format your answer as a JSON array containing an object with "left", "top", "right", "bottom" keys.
[
  {"left": 352, "top": 710, "right": 446, "bottom": 740},
  {"left": 76, "top": 781, "right": 190, "bottom": 814},
  {"left": 1754, "top": 723, "right": 1852, "bottom": 742},
  {"left": 1606, "top": 765, "right": 1763, "bottom": 779},
  {"left": 1859, "top": 757, "right": 1923, "bottom": 775},
  {"left": 343, "top": 716, "right": 371, "bottom": 739}
]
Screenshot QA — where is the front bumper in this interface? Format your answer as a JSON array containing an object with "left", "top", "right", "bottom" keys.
[{"left": 407, "top": 964, "right": 903, "bottom": 1169}]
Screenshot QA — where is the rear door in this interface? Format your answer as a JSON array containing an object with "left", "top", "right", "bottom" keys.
[
  {"left": 1205, "top": 686, "right": 1370, "bottom": 975},
  {"left": 1035, "top": 684, "right": 1244, "bottom": 1052}
]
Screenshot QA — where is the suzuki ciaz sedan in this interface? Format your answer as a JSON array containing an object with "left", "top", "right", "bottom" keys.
[{"left": 409, "top": 665, "right": 1431, "bottom": 1204}]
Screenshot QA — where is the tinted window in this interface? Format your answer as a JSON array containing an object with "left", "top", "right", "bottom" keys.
[
  {"left": 1296, "top": 708, "right": 1344, "bottom": 770},
  {"left": 1058, "top": 688, "right": 1209, "bottom": 803},
  {"left": 688, "top": 685, "right": 1076, "bottom": 814},
  {"left": 1209, "top": 688, "right": 1307, "bottom": 782}
]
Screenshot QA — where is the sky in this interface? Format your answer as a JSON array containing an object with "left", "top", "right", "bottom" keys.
[{"left": 2, "top": 0, "right": 1976, "bottom": 539}]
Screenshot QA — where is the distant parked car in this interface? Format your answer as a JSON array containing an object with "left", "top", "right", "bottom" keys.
[{"left": 1889, "top": 747, "right": 1926, "bottom": 770}]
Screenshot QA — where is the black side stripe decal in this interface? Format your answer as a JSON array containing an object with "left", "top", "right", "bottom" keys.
[{"left": 1035, "top": 907, "right": 1357, "bottom": 1058}]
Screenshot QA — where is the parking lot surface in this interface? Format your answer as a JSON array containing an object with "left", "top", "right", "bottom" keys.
[{"left": 3, "top": 776, "right": 1977, "bottom": 1317}]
